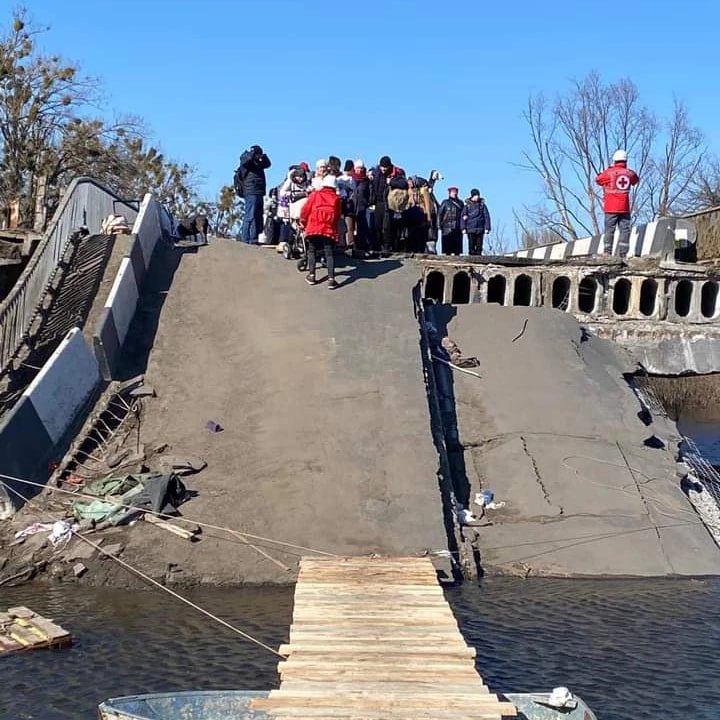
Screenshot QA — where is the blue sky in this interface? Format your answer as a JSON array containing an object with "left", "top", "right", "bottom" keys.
[{"left": 22, "top": 0, "right": 720, "bottom": 244}]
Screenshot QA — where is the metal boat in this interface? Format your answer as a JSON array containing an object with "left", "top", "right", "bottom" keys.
[{"left": 98, "top": 689, "right": 597, "bottom": 720}]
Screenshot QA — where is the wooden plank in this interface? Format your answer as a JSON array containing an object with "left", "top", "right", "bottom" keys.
[
  {"left": 268, "top": 715, "right": 505, "bottom": 720},
  {"left": 277, "top": 682, "right": 490, "bottom": 694},
  {"left": 22, "top": 617, "right": 70, "bottom": 642},
  {"left": 279, "top": 645, "right": 475, "bottom": 658},
  {"left": 265, "top": 693, "right": 512, "bottom": 708},
  {"left": 7, "top": 607, "right": 35, "bottom": 619},
  {"left": 253, "top": 699, "right": 513, "bottom": 717}
]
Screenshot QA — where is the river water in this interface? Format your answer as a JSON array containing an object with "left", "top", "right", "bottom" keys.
[{"left": 2, "top": 577, "right": 720, "bottom": 720}]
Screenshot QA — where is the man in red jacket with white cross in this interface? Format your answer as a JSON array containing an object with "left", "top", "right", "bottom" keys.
[{"left": 595, "top": 150, "right": 639, "bottom": 258}]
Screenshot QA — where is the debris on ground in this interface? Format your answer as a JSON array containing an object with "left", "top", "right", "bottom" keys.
[
  {"left": 441, "top": 337, "right": 481, "bottom": 368},
  {"left": 205, "top": 420, "right": 224, "bottom": 433}
]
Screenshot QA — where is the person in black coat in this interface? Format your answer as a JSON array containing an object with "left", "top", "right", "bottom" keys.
[
  {"left": 438, "top": 187, "right": 464, "bottom": 255},
  {"left": 239, "top": 144, "right": 271, "bottom": 244},
  {"left": 351, "top": 160, "right": 372, "bottom": 257},
  {"left": 460, "top": 189, "right": 492, "bottom": 255}
]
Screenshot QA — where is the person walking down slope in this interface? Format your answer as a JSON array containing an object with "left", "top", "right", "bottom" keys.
[
  {"left": 438, "top": 187, "right": 464, "bottom": 255},
  {"left": 299, "top": 174, "right": 343, "bottom": 290},
  {"left": 239, "top": 145, "right": 272, "bottom": 244},
  {"left": 595, "top": 150, "right": 639, "bottom": 258},
  {"left": 460, "top": 189, "right": 491, "bottom": 255}
]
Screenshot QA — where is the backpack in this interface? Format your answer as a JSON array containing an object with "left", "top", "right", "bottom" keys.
[
  {"left": 387, "top": 187, "right": 410, "bottom": 213},
  {"left": 233, "top": 166, "right": 245, "bottom": 198}
]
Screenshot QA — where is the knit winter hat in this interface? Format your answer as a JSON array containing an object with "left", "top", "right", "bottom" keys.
[
  {"left": 448, "top": 186, "right": 459, "bottom": 193},
  {"left": 354, "top": 159, "right": 365, "bottom": 168},
  {"left": 300, "top": 162, "right": 310, "bottom": 172},
  {"left": 379, "top": 156, "right": 392, "bottom": 168},
  {"left": 470, "top": 188, "right": 480, "bottom": 197},
  {"left": 344, "top": 159, "right": 354, "bottom": 172},
  {"left": 315, "top": 158, "right": 328, "bottom": 169}
]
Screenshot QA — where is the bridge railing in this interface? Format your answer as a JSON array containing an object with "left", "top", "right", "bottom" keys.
[{"left": 0, "top": 177, "right": 139, "bottom": 372}]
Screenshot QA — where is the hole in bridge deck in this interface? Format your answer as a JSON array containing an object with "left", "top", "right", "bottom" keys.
[
  {"left": 675, "top": 280, "right": 693, "bottom": 318},
  {"left": 487, "top": 275, "right": 506, "bottom": 305},
  {"left": 425, "top": 271, "right": 445, "bottom": 302},
  {"left": 451, "top": 272, "right": 471, "bottom": 304},
  {"left": 640, "top": 278, "right": 658, "bottom": 317},
  {"left": 613, "top": 278, "right": 631, "bottom": 316},
  {"left": 578, "top": 277, "right": 597, "bottom": 313},
  {"left": 513, "top": 274, "right": 532, "bottom": 306},
  {"left": 701, "top": 281, "right": 719, "bottom": 318},
  {"left": 551, "top": 276, "right": 570, "bottom": 311}
]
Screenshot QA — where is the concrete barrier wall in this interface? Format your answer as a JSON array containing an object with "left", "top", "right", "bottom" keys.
[
  {"left": 0, "top": 328, "right": 100, "bottom": 517},
  {"left": 94, "top": 194, "right": 165, "bottom": 380},
  {"left": 508, "top": 217, "right": 696, "bottom": 261}
]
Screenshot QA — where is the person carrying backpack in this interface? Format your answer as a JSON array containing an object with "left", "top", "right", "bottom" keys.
[
  {"left": 237, "top": 144, "right": 271, "bottom": 244},
  {"left": 299, "top": 175, "right": 343, "bottom": 289}
]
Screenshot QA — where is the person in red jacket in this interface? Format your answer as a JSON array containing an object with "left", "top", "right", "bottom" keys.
[
  {"left": 595, "top": 150, "right": 639, "bottom": 257},
  {"left": 299, "top": 174, "right": 343, "bottom": 289}
]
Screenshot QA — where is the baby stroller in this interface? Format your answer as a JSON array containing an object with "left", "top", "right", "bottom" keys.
[{"left": 286, "top": 218, "right": 326, "bottom": 272}]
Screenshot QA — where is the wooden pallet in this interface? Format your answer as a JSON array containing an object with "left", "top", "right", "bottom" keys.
[
  {"left": 252, "top": 556, "right": 516, "bottom": 720},
  {"left": 0, "top": 606, "right": 71, "bottom": 654}
]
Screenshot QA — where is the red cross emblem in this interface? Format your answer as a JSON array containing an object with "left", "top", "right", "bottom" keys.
[{"left": 616, "top": 175, "right": 630, "bottom": 191}]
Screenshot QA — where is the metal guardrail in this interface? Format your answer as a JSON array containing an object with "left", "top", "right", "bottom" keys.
[{"left": 0, "top": 177, "right": 138, "bottom": 372}]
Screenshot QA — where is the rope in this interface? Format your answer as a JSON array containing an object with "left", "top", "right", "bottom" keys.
[
  {"left": 431, "top": 354, "right": 481, "bottom": 378},
  {"left": 0, "top": 480, "right": 285, "bottom": 658},
  {"left": 0, "top": 472, "right": 338, "bottom": 557},
  {"left": 561, "top": 453, "right": 700, "bottom": 519}
]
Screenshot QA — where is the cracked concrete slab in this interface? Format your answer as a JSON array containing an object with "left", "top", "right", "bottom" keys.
[{"left": 440, "top": 303, "right": 720, "bottom": 576}]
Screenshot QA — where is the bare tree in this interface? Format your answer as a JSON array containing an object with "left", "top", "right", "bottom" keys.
[
  {"left": 643, "top": 99, "right": 705, "bottom": 215},
  {"left": 519, "top": 72, "right": 703, "bottom": 240},
  {"left": 687, "top": 157, "right": 720, "bottom": 211}
]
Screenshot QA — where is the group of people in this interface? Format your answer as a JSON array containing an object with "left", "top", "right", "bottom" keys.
[
  {"left": 232, "top": 144, "right": 641, "bottom": 285},
  {"left": 233, "top": 147, "right": 494, "bottom": 282}
]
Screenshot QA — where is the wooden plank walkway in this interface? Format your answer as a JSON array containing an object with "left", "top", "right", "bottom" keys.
[
  {"left": 0, "top": 606, "right": 71, "bottom": 654},
  {"left": 252, "top": 557, "right": 516, "bottom": 720}
]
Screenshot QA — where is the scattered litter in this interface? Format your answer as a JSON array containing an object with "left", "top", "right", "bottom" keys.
[
  {"left": 101, "top": 214, "right": 131, "bottom": 235},
  {"left": 156, "top": 455, "right": 207, "bottom": 476},
  {"left": 129, "top": 385, "right": 156, "bottom": 398},
  {"left": 206, "top": 420, "right": 224, "bottom": 433},
  {"left": 14, "top": 523, "right": 53, "bottom": 540},
  {"left": 441, "top": 337, "right": 480, "bottom": 368},
  {"left": 49, "top": 521, "right": 77, "bottom": 546},
  {"left": 72, "top": 473, "right": 189, "bottom": 526},
  {"left": 144, "top": 514, "right": 199, "bottom": 541},
  {"left": 474, "top": 490, "right": 506, "bottom": 511},
  {"left": 101, "top": 543, "right": 124, "bottom": 558},
  {"left": 546, "top": 687, "right": 576, "bottom": 709},
  {"left": 73, "top": 563, "right": 88, "bottom": 578},
  {"left": 456, "top": 507, "right": 486, "bottom": 526},
  {"left": 511, "top": 318, "right": 529, "bottom": 343}
]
